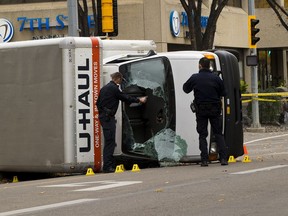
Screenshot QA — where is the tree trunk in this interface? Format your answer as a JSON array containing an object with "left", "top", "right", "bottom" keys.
[
  {"left": 180, "top": 0, "right": 229, "bottom": 51},
  {"left": 266, "top": 0, "right": 288, "bottom": 31},
  {"left": 92, "top": 0, "right": 98, "bottom": 36},
  {"left": 78, "top": 0, "right": 90, "bottom": 36}
]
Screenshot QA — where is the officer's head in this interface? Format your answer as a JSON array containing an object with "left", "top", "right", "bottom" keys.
[
  {"left": 199, "top": 57, "right": 210, "bottom": 70},
  {"left": 111, "top": 72, "right": 123, "bottom": 84}
]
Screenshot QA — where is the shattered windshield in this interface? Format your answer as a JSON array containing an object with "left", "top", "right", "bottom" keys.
[{"left": 119, "top": 57, "right": 187, "bottom": 162}]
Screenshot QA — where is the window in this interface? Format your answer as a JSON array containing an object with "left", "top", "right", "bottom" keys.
[
  {"left": 255, "top": 0, "right": 270, "bottom": 8},
  {"left": 119, "top": 57, "right": 177, "bottom": 161},
  {"left": 226, "top": 0, "right": 242, "bottom": 8},
  {"left": 256, "top": 0, "right": 288, "bottom": 8}
]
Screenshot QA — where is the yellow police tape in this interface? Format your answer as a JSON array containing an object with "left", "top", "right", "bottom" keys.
[
  {"left": 242, "top": 92, "right": 288, "bottom": 97},
  {"left": 241, "top": 92, "right": 288, "bottom": 103}
]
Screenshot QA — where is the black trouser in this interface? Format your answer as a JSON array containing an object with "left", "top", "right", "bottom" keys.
[
  {"left": 196, "top": 103, "right": 227, "bottom": 161},
  {"left": 99, "top": 114, "right": 116, "bottom": 171}
]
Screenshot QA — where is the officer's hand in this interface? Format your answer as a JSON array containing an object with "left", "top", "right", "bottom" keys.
[{"left": 139, "top": 96, "right": 148, "bottom": 104}]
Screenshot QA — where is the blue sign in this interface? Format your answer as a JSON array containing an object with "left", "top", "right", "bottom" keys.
[
  {"left": 170, "top": 11, "right": 180, "bottom": 37},
  {"left": 180, "top": 11, "right": 208, "bottom": 28},
  {"left": 169, "top": 11, "right": 208, "bottom": 37},
  {"left": 16, "top": 14, "right": 96, "bottom": 32},
  {"left": 17, "top": 15, "right": 68, "bottom": 31},
  {"left": 0, "top": 18, "right": 14, "bottom": 42}
]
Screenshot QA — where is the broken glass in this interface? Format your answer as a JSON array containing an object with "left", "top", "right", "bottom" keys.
[{"left": 120, "top": 57, "right": 188, "bottom": 162}]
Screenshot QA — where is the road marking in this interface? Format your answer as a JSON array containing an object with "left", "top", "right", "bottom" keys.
[
  {"left": 39, "top": 180, "right": 142, "bottom": 192},
  {"left": 0, "top": 199, "right": 98, "bottom": 216},
  {"left": 247, "top": 141, "right": 287, "bottom": 146},
  {"left": 245, "top": 134, "right": 288, "bottom": 144},
  {"left": 259, "top": 152, "right": 288, "bottom": 156},
  {"left": 231, "top": 165, "right": 288, "bottom": 175}
]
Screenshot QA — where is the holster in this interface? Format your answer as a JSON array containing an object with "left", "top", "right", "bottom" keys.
[{"left": 190, "top": 101, "right": 198, "bottom": 113}]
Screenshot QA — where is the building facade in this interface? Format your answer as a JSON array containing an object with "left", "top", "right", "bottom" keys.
[{"left": 0, "top": 0, "right": 287, "bottom": 91}]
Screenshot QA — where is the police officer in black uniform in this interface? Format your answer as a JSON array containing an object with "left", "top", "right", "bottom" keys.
[
  {"left": 183, "top": 57, "right": 228, "bottom": 167},
  {"left": 96, "top": 72, "right": 147, "bottom": 173}
]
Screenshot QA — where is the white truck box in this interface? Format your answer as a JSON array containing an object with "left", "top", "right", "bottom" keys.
[{"left": 0, "top": 37, "right": 156, "bottom": 172}]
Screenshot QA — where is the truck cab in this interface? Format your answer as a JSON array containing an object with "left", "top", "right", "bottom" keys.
[{"left": 102, "top": 50, "right": 243, "bottom": 165}]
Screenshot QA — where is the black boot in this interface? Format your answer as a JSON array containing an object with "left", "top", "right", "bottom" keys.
[
  {"left": 220, "top": 159, "right": 228, "bottom": 166},
  {"left": 201, "top": 161, "right": 208, "bottom": 167}
]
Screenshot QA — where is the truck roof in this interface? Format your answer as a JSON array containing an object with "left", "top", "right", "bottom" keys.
[
  {"left": 158, "top": 51, "right": 217, "bottom": 60},
  {"left": 0, "top": 37, "right": 156, "bottom": 51}
]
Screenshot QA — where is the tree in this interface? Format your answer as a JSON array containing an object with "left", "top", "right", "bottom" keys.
[
  {"left": 180, "top": 0, "right": 229, "bottom": 51},
  {"left": 77, "top": 0, "right": 98, "bottom": 36},
  {"left": 78, "top": 0, "right": 89, "bottom": 36},
  {"left": 266, "top": 0, "right": 288, "bottom": 31}
]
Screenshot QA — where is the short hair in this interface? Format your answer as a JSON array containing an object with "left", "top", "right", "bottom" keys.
[
  {"left": 199, "top": 57, "right": 210, "bottom": 69},
  {"left": 111, "top": 72, "right": 123, "bottom": 81}
]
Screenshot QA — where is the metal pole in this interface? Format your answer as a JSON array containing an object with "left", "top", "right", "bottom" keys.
[
  {"left": 67, "top": 0, "right": 79, "bottom": 36},
  {"left": 248, "top": 0, "right": 261, "bottom": 128}
]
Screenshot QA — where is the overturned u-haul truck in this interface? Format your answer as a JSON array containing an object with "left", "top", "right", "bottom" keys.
[{"left": 0, "top": 37, "right": 243, "bottom": 173}]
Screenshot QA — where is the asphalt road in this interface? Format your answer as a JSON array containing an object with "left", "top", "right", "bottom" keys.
[{"left": 0, "top": 131, "right": 287, "bottom": 216}]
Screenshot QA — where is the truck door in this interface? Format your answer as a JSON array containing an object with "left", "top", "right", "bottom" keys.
[{"left": 118, "top": 57, "right": 176, "bottom": 160}]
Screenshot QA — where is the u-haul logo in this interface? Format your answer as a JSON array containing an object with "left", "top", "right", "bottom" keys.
[
  {"left": 77, "top": 58, "right": 92, "bottom": 153},
  {"left": 75, "top": 39, "right": 101, "bottom": 171}
]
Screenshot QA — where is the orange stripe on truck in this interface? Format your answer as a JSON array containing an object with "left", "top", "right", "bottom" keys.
[{"left": 91, "top": 37, "right": 102, "bottom": 172}]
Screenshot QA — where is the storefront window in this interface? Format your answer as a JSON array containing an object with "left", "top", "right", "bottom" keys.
[
  {"left": 258, "top": 50, "right": 271, "bottom": 89},
  {"left": 256, "top": 0, "right": 288, "bottom": 8},
  {"left": 255, "top": 0, "right": 271, "bottom": 8},
  {"left": 258, "top": 49, "right": 285, "bottom": 89},
  {"left": 226, "top": 0, "right": 242, "bottom": 8}
]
